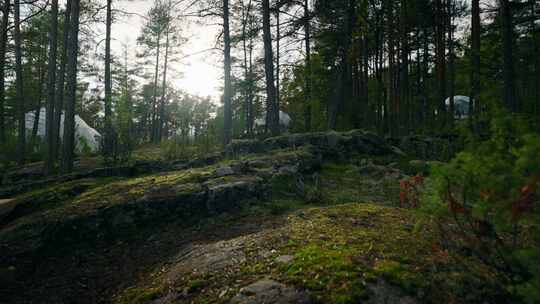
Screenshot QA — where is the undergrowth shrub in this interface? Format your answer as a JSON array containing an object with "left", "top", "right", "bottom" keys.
[
  {"left": 399, "top": 174, "right": 424, "bottom": 208},
  {"left": 160, "top": 138, "right": 194, "bottom": 161},
  {"left": 419, "top": 111, "right": 540, "bottom": 303}
]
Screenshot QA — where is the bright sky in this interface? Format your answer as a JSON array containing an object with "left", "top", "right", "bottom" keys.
[{"left": 112, "top": 0, "right": 222, "bottom": 100}]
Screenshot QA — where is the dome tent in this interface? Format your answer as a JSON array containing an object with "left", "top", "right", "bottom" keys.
[
  {"left": 445, "top": 95, "right": 470, "bottom": 119},
  {"left": 254, "top": 111, "right": 292, "bottom": 129},
  {"left": 25, "top": 108, "right": 101, "bottom": 153}
]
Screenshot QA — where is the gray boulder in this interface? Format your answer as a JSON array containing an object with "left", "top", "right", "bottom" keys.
[{"left": 230, "top": 279, "right": 312, "bottom": 304}]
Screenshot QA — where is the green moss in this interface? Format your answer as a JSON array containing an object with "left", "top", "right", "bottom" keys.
[
  {"left": 71, "top": 167, "right": 215, "bottom": 212},
  {"left": 372, "top": 260, "right": 425, "bottom": 293},
  {"left": 317, "top": 164, "right": 360, "bottom": 203},
  {"left": 270, "top": 174, "right": 298, "bottom": 197},
  {"left": 115, "top": 287, "right": 163, "bottom": 304},
  {"left": 2, "top": 178, "right": 118, "bottom": 227},
  {"left": 283, "top": 243, "right": 366, "bottom": 303},
  {"left": 275, "top": 203, "right": 435, "bottom": 302},
  {"left": 188, "top": 279, "right": 207, "bottom": 292}
]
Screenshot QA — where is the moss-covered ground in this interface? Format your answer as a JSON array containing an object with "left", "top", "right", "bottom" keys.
[
  {"left": 112, "top": 163, "right": 503, "bottom": 304},
  {"left": 1, "top": 155, "right": 506, "bottom": 304}
]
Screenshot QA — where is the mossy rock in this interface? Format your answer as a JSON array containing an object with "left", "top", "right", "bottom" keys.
[{"left": 115, "top": 287, "right": 164, "bottom": 304}]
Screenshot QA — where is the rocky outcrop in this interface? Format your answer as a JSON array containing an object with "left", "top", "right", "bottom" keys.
[
  {"left": 226, "top": 130, "right": 399, "bottom": 159},
  {"left": 205, "top": 176, "right": 267, "bottom": 214},
  {"left": 230, "top": 279, "right": 312, "bottom": 304},
  {"left": 394, "top": 135, "right": 461, "bottom": 160},
  {"left": 7, "top": 147, "right": 321, "bottom": 249},
  {"left": 0, "top": 160, "right": 170, "bottom": 199}
]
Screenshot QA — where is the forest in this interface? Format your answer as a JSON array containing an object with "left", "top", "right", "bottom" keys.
[{"left": 0, "top": 0, "right": 539, "bottom": 303}]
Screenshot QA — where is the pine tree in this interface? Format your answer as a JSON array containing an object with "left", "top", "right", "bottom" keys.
[
  {"left": 0, "top": 0, "right": 10, "bottom": 144},
  {"left": 14, "top": 0, "right": 26, "bottom": 165},
  {"left": 61, "top": 0, "right": 81, "bottom": 173},
  {"left": 45, "top": 0, "right": 59, "bottom": 174}
]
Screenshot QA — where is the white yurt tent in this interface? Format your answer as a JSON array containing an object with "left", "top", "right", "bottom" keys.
[
  {"left": 254, "top": 111, "right": 292, "bottom": 129},
  {"left": 25, "top": 108, "right": 101, "bottom": 153},
  {"left": 445, "top": 96, "right": 470, "bottom": 119}
]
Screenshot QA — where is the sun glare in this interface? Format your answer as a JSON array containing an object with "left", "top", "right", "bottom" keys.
[{"left": 175, "top": 59, "right": 221, "bottom": 100}]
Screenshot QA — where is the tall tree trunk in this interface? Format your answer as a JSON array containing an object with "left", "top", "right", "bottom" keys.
[
  {"left": 386, "top": 0, "right": 396, "bottom": 135},
  {"left": 447, "top": 0, "right": 455, "bottom": 127},
  {"left": 151, "top": 31, "right": 161, "bottom": 143},
  {"left": 415, "top": 27, "right": 423, "bottom": 129},
  {"left": 399, "top": 0, "right": 410, "bottom": 135},
  {"left": 61, "top": 0, "right": 81, "bottom": 173},
  {"left": 276, "top": 4, "right": 280, "bottom": 114},
  {"left": 104, "top": 0, "right": 113, "bottom": 157},
  {"left": 242, "top": 0, "right": 253, "bottom": 136},
  {"left": 500, "top": 0, "right": 517, "bottom": 112},
  {"left": 304, "top": 0, "right": 311, "bottom": 132},
  {"left": 329, "top": 0, "right": 355, "bottom": 131},
  {"left": 375, "top": 9, "right": 385, "bottom": 133},
  {"left": 14, "top": 0, "right": 25, "bottom": 165},
  {"left": 32, "top": 43, "right": 47, "bottom": 142},
  {"left": 262, "top": 0, "right": 278, "bottom": 135},
  {"left": 45, "top": 0, "right": 59, "bottom": 175},
  {"left": 53, "top": 0, "right": 72, "bottom": 162},
  {"left": 328, "top": 64, "right": 343, "bottom": 130},
  {"left": 223, "top": 0, "right": 233, "bottom": 144},
  {"left": 247, "top": 24, "right": 254, "bottom": 135},
  {"left": 159, "top": 20, "right": 170, "bottom": 143},
  {"left": 532, "top": 0, "right": 539, "bottom": 123},
  {"left": 0, "top": 0, "right": 10, "bottom": 144},
  {"left": 435, "top": 0, "right": 447, "bottom": 127},
  {"left": 470, "top": 0, "right": 480, "bottom": 128},
  {"left": 422, "top": 28, "right": 431, "bottom": 127}
]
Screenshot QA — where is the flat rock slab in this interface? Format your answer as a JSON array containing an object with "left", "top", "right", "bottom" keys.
[
  {"left": 166, "top": 237, "right": 249, "bottom": 282},
  {"left": 230, "top": 279, "right": 312, "bottom": 304},
  {"left": 275, "top": 255, "right": 294, "bottom": 264}
]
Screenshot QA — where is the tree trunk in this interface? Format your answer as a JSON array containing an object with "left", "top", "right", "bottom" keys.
[
  {"left": 262, "top": 0, "right": 278, "bottom": 135},
  {"left": 104, "top": 0, "right": 113, "bottom": 157},
  {"left": 159, "top": 19, "right": 170, "bottom": 143},
  {"left": 53, "top": 0, "right": 72, "bottom": 162},
  {"left": 387, "top": 1, "right": 396, "bottom": 136},
  {"left": 328, "top": 0, "right": 355, "bottom": 131},
  {"left": 151, "top": 31, "right": 161, "bottom": 143},
  {"left": 14, "top": 0, "right": 26, "bottom": 165},
  {"left": 415, "top": 27, "right": 423, "bottom": 129},
  {"left": 399, "top": 0, "right": 410, "bottom": 135},
  {"left": 447, "top": 0, "right": 456, "bottom": 127},
  {"left": 470, "top": 0, "right": 480, "bottom": 129},
  {"left": 304, "top": 0, "right": 311, "bottom": 132},
  {"left": 61, "top": 0, "right": 81, "bottom": 173},
  {"left": 0, "top": 0, "right": 10, "bottom": 144},
  {"left": 375, "top": 10, "right": 385, "bottom": 133},
  {"left": 435, "top": 0, "right": 446, "bottom": 127},
  {"left": 247, "top": 22, "right": 254, "bottom": 135},
  {"left": 500, "top": 0, "right": 517, "bottom": 112},
  {"left": 242, "top": 0, "right": 253, "bottom": 136},
  {"left": 532, "top": 0, "right": 539, "bottom": 123},
  {"left": 223, "top": 0, "right": 233, "bottom": 144},
  {"left": 362, "top": 35, "right": 369, "bottom": 128},
  {"left": 45, "top": 0, "right": 59, "bottom": 174},
  {"left": 32, "top": 43, "right": 47, "bottom": 142},
  {"left": 422, "top": 28, "right": 431, "bottom": 128},
  {"left": 276, "top": 5, "right": 280, "bottom": 114}
]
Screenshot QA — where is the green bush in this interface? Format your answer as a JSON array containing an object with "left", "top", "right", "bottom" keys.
[
  {"left": 160, "top": 138, "right": 194, "bottom": 161},
  {"left": 420, "top": 111, "right": 540, "bottom": 303}
]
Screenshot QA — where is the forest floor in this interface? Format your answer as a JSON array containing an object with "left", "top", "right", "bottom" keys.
[{"left": 0, "top": 131, "right": 504, "bottom": 304}]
